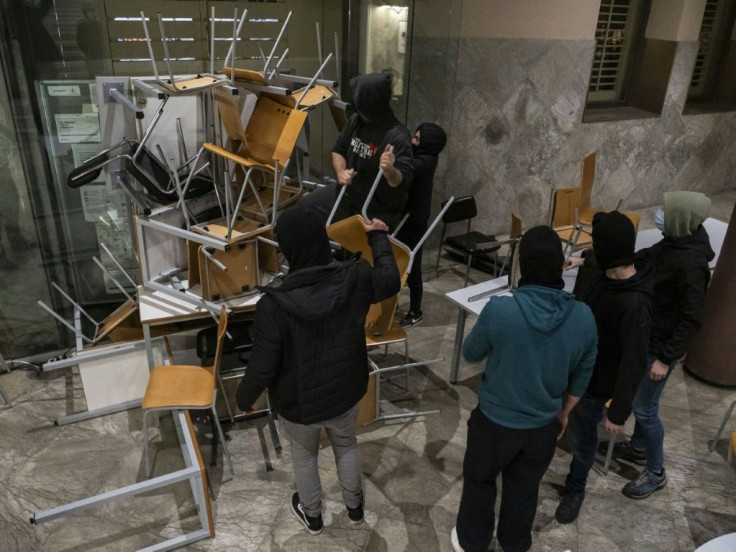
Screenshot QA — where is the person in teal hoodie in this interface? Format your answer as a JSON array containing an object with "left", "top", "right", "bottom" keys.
[{"left": 451, "top": 226, "right": 597, "bottom": 552}]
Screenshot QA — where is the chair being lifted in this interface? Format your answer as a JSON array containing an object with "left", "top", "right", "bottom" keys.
[{"left": 325, "top": 172, "right": 455, "bottom": 423}]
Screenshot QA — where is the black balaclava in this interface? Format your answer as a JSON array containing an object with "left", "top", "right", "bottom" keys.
[
  {"left": 349, "top": 72, "right": 398, "bottom": 126},
  {"left": 518, "top": 225, "right": 565, "bottom": 290},
  {"left": 413, "top": 122, "right": 447, "bottom": 157},
  {"left": 592, "top": 211, "right": 636, "bottom": 270},
  {"left": 275, "top": 205, "right": 333, "bottom": 273}
]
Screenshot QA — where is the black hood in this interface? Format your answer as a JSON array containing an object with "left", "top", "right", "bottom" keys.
[
  {"left": 275, "top": 205, "right": 333, "bottom": 272},
  {"left": 660, "top": 225, "right": 715, "bottom": 263},
  {"left": 604, "top": 259, "right": 655, "bottom": 297},
  {"left": 349, "top": 73, "right": 398, "bottom": 125},
  {"left": 413, "top": 122, "right": 447, "bottom": 156}
]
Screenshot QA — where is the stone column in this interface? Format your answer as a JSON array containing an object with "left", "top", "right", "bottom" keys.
[{"left": 685, "top": 203, "right": 736, "bottom": 385}]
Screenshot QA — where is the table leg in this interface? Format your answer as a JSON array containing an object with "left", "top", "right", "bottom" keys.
[{"left": 450, "top": 307, "right": 467, "bottom": 385}]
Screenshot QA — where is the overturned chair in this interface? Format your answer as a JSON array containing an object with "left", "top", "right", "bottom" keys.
[{"left": 325, "top": 192, "right": 454, "bottom": 424}]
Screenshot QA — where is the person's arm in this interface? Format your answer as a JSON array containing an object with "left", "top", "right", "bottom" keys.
[
  {"left": 379, "top": 145, "right": 403, "bottom": 188},
  {"left": 361, "top": 217, "right": 400, "bottom": 303},
  {"left": 462, "top": 303, "right": 494, "bottom": 363},
  {"left": 608, "top": 297, "right": 652, "bottom": 426},
  {"left": 557, "top": 393, "right": 582, "bottom": 440},
  {"left": 332, "top": 152, "right": 356, "bottom": 187},
  {"left": 655, "top": 265, "right": 709, "bottom": 369},
  {"left": 235, "top": 299, "right": 283, "bottom": 411},
  {"left": 383, "top": 128, "right": 414, "bottom": 189}
]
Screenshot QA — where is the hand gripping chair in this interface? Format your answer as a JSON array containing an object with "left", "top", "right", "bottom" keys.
[
  {"left": 326, "top": 205, "right": 453, "bottom": 424},
  {"left": 142, "top": 306, "right": 234, "bottom": 477}
]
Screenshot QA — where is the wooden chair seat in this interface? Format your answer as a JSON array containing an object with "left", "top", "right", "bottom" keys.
[{"left": 143, "top": 365, "right": 215, "bottom": 409}]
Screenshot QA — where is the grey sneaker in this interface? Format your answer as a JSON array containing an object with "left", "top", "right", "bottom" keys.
[
  {"left": 290, "top": 492, "right": 323, "bottom": 534},
  {"left": 555, "top": 489, "right": 585, "bottom": 524},
  {"left": 622, "top": 468, "right": 667, "bottom": 499}
]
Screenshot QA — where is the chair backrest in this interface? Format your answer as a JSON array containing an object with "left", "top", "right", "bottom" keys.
[
  {"left": 244, "top": 96, "right": 308, "bottom": 167},
  {"left": 214, "top": 87, "right": 248, "bottom": 156},
  {"left": 577, "top": 152, "right": 597, "bottom": 223},
  {"left": 210, "top": 306, "right": 229, "bottom": 377},
  {"left": 510, "top": 211, "right": 523, "bottom": 240},
  {"left": 442, "top": 195, "right": 477, "bottom": 224},
  {"left": 549, "top": 186, "right": 581, "bottom": 228},
  {"left": 326, "top": 215, "right": 411, "bottom": 336}
]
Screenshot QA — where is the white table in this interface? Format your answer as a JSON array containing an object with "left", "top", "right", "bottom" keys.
[
  {"left": 694, "top": 533, "right": 736, "bottom": 552},
  {"left": 443, "top": 218, "right": 729, "bottom": 384}
]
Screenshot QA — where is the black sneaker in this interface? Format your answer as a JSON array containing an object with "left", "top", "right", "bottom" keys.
[
  {"left": 399, "top": 311, "right": 423, "bottom": 328},
  {"left": 616, "top": 440, "right": 647, "bottom": 466},
  {"left": 290, "top": 492, "right": 323, "bottom": 534},
  {"left": 622, "top": 467, "right": 667, "bottom": 499},
  {"left": 555, "top": 489, "right": 585, "bottom": 524},
  {"left": 347, "top": 493, "right": 364, "bottom": 524}
]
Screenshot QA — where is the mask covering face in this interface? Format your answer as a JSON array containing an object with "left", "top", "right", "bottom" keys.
[{"left": 654, "top": 209, "right": 665, "bottom": 232}]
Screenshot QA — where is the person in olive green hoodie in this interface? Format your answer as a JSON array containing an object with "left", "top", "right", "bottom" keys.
[
  {"left": 451, "top": 225, "right": 597, "bottom": 552},
  {"left": 617, "top": 191, "right": 714, "bottom": 500}
]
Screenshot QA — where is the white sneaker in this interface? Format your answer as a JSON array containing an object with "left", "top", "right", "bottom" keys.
[{"left": 451, "top": 526, "right": 465, "bottom": 552}]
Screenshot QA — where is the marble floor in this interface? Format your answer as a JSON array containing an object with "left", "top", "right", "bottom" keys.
[{"left": 2, "top": 191, "right": 736, "bottom": 552}]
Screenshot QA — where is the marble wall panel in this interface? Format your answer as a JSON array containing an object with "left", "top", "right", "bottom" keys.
[{"left": 408, "top": 37, "right": 736, "bottom": 238}]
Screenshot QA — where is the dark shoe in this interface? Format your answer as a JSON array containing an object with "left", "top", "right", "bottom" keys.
[
  {"left": 290, "top": 492, "right": 323, "bottom": 534},
  {"left": 616, "top": 440, "right": 647, "bottom": 466},
  {"left": 555, "top": 489, "right": 585, "bottom": 524},
  {"left": 347, "top": 493, "right": 364, "bottom": 524},
  {"left": 399, "top": 311, "right": 423, "bottom": 328},
  {"left": 622, "top": 468, "right": 667, "bottom": 499}
]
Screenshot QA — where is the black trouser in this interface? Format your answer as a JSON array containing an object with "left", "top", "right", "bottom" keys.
[
  {"left": 456, "top": 408, "right": 558, "bottom": 552},
  {"left": 396, "top": 223, "right": 426, "bottom": 313}
]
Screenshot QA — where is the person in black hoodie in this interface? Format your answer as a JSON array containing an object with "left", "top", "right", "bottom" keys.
[
  {"left": 332, "top": 72, "right": 414, "bottom": 230},
  {"left": 618, "top": 191, "right": 715, "bottom": 499},
  {"left": 235, "top": 204, "right": 400, "bottom": 534},
  {"left": 555, "top": 211, "right": 654, "bottom": 524},
  {"left": 397, "top": 122, "right": 447, "bottom": 327}
]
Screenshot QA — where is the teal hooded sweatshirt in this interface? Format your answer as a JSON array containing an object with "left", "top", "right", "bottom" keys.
[{"left": 463, "top": 285, "right": 597, "bottom": 429}]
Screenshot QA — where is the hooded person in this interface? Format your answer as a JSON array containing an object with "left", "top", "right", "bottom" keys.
[
  {"left": 397, "top": 122, "right": 448, "bottom": 327},
  {"left": 236, "top": 204, "right": 400, "bottom": 534},
  {"left": 331, "top": 72, "right": 414, "bottom": 229},
  {"left": 452, "top": 225, "right": 597, "bottom": 552},
  {"left": 555, "top": 211, "right": 655, "bottom": 524},
  {"left": 616, "top": 191, "right": 715, "bottom": 500}
]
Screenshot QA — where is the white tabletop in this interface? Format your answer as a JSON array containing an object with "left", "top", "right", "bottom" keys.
[
  {"left": 694, "top": 532, "right": 736, "bottom": 552},
  {"left": 445, "top": 217, "right": 729, "bottom": 316},
  {"left": 138, "top": 282, "right": 261, "bottom": 324}
]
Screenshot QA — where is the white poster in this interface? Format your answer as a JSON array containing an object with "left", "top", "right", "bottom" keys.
[{"left": 54, "top": 113, "right": 101, "bottom": 143}]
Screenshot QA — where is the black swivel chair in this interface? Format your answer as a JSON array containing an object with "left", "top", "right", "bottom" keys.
[{"left": 434, "top": 195, "right": 501, "bottom": 286}]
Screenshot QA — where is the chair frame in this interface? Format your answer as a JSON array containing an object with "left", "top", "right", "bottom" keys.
[{"left": 142, "top": 308, "right": 234, "bottom": 477}]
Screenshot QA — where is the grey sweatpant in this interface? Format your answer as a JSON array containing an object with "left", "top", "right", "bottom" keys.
[{"left": 280, "top": 404, "right": 363, "bottom": 517}]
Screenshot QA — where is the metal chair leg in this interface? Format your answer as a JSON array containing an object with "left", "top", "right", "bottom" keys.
[
  {"left": 0, "top": 383, "right": 9, "bottom": 406},
  {"left": 211, "top": 406, "right": 234, "bottom": 474},
  {"left": 712, "top": 401, "right": 736, "bottom": 452},
  {"left": 217, "top": 372, "right": 235, "bottom": 423},
  {"left": 142, "top": 409, "right": 152, "bottom": 477},
  {"left": 463, "top": 255, "right": 472, "bottom": 286},
  {"left": 726, "top": 436, "right": 733, "bottom": 492},
  {"left": 602, "top": 433, "right": 616, "bottom": 475}
]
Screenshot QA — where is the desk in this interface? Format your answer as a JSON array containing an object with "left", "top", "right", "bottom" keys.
[
  {"left": 694, "top": 533, "right": 736, "bottom": 552},
  {"left": 444, "top": 218, "right": 728, "bottom": 384}
]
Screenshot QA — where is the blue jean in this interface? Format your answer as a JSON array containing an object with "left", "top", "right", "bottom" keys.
[
  {"left": 564, "top": 393, "right": 608, "bottom": 492},
  {"left": 630, "top": 354, "right": 676, "bottom": 472}
]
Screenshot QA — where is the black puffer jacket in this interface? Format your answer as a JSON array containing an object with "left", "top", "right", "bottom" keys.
[
  {"left": 235, "top": 231, "right": 400, "bottom": 424},
  {"left": 572, "top": 252, "right": 655, "bottom": 424},
  {"left": 635, "top": 225, "right": 715, "bottom": 365}
]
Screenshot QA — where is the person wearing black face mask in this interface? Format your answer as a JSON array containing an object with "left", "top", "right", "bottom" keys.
[
  {"left": 331, "top": 72, "right": 414, "bottom": 230},
  {"left": 397, "top": 122, "right": 447, "bottom": 327}
]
